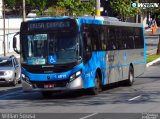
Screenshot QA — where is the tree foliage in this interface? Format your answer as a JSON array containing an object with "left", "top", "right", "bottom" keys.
[
  {"left": 5, "top": 0, "right": 94, "bottom": 16},
  {"left": 57, "top": 0, "right": 95, "bottom": 16},
  {"left": 4, "top": 0, "right": 57, "bottom": 16},
  {"left": 5, "top": 0, "right": 33, "bottom": 16},
  {"left": 47, "top": 6, "right": 67, "bottom": 16},
  {"left": 110, "top": 0, "right": 141, "bottom": 21},
  {"left": 29, "top": 0, "right": 47, "bottom": 15}
]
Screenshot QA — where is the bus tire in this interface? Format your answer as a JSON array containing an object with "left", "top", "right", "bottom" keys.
[
  {"left": 89, "top": 73, "right": 102, "bottom": 95},
  {"left": 126, "top": 66, "right": 134, "bottom": 86},
  {"left": 41, "top": 91, "right": 53, "bottom": 98}
]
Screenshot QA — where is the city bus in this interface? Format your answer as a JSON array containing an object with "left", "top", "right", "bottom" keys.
[{"left": 13, "top": 16, "right": 146, "bottom": 97}]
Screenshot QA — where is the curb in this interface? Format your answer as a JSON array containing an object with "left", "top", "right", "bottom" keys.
[
  {"left": 0, "top": 53, "right": 20, "bottom": 58},
  {"left": 146, "top": 57, "right": 160, "bottom": 67}
]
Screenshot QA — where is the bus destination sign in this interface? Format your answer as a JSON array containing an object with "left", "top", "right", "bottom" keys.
[{"left": 28, "top": 21, "right": 70, "bottom": 31}]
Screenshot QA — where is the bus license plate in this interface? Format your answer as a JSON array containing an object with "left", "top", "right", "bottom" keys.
[{"left": 44, "top": 84, "right": 55, "bottom": 88}]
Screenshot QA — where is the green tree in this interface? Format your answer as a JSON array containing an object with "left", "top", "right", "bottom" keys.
[
  {"left": 5, "top": 0, "right": 94, "bottom": 17},
  {"left": 110, "top": 0, "right": 141, "bottom": 21},
  {"left": 29, "top": 0, "right": 48, "bottom": 16},
  {"left": 5, "top": 0, "right": 16, "bottom": 8},
  {"left": 5, "top": 0, "right": 57, "bottom": 16},
  {"left": 5, "top": 0, "right": 32, "bottom": 16},
  {"left": 47, "top": 5, "right": 67, "bottom": 16},
  {"left": 57, "top": 0, "right": 95, "bottom": 16}
]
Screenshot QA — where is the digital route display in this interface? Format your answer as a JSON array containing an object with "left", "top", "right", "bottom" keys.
[{"left": 28, "top": 21, "right": 70, "bottom": 31}]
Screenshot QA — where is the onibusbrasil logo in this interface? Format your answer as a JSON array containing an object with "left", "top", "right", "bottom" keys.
[
  {"left": 131, "top": 2, "right": 137, "bottom": 8},
  {"left": 130, "top": 2, "right": 159, "bottom": 8}
]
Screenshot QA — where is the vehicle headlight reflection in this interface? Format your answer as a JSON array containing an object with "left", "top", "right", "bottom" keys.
[
  {"left": 70, "top": 70, "right": 81, "bottom": 82},
  {"left": 4, "top": 71, "right": 13, "bottom": 76}
]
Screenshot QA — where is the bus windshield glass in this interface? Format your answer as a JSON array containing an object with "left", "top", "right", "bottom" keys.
[{"left": 21, "top": 31, "right": 80, "bottom": 65}]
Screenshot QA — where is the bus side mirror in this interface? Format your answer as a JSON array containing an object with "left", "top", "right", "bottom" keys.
[
  {"left": 13, "top": 36, "right": 17, "bottom": 48},
  {"left": 13, "top": 32, "right": 20, "bottom": 54}
]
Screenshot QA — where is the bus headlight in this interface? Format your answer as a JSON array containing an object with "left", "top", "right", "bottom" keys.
[{"left": 70, "top": 71, "right": 81, "bottom": 82}]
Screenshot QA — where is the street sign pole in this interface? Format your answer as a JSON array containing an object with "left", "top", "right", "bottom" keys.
[
  {"left": 96, "top": 0, "right": 100, "bottom": 16},
  {"left": 3, "top": 0, "right": 6, "bottom": 56},
  {"left": 23, "top": 0, "right": 26, "bottom": 21}
]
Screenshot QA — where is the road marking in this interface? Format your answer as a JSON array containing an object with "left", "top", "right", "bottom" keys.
[
  {"left": 128, "top": 95, "right": 141, "bottom": 101},
  {"left": 80, "top": 113, "right": 98, "bottom": 119}
]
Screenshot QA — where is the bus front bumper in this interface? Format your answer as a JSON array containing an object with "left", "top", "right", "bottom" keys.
[{"left": 22, "top": 76, "right": 84, "bottom": 92}]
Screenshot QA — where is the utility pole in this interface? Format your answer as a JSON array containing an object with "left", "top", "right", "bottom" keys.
[
  {"left": 23, "top": 0, "right": 26, "bottom": 21},
  {"left": 136, "top": 14, "right": 138, "bottom": 23},
  {"left": 96, "top": 0, "right": 100, "bottom": 16},
  {"left": 3, "top": 0, "right": 6, "bottom": 56},
  {"left": 157, "top": 35, "right": 160, "bottom": 55}
]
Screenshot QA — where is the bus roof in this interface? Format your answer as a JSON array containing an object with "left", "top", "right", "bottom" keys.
[
  {"left": 78, "top": 16, "right": 142, "bottom": 28},
  {"left": 27, "top": 16, "right": 71, "bottom": 22},
  {"left": 26, "top": 16, "right": 142, "bottom": 28}
]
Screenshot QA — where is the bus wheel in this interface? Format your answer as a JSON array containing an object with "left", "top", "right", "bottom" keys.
[
  {"left": 89, "top": 73, "right": 102, "bottom": 95},
  {"left": 41, "top": 91, "right": 53, "bottom": 98},
  {"left": 126, "top": 67, "right": 134, "bottom": 86}
]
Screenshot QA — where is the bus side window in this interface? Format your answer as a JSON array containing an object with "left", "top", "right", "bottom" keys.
[
  {"left": 122, "top": 27, "right": 133, "bottom": 49},
  {"left": 100, "top": 28, "right": 106, "bottom": 50},
  {"left": 83, "top": 33, "right": 92, "bottom": 53},
  {"left": 91, "top": 28, "right": 99, "bottom": 51},
  {"left": 128, "top": 36, "right": 135, "bottom": 49},
  {"left": 116, "top": 28, "right": 124, "bottom": 50},
  {"left": 109, "top": 28, "right": 117, "bottom": 50},
  {"left": 134, "top": 28, "right": 143, "bottom": 48}
]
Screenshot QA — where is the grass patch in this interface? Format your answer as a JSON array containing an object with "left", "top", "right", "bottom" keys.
[{"left": 147, "top": 54, "right": 160, "bottom": 63}]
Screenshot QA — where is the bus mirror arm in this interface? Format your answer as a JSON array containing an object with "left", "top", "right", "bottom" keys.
[{"left": 13, "top": 32, "right": 20, "bottom": 54}]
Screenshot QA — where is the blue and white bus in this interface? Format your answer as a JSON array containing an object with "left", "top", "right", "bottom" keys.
[{"left": 13, "top": 16, "right": 146, "bottom": 97}]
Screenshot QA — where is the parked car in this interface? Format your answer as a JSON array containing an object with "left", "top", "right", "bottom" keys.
[{"left": 0, "top": 55, "right": 21, "bottom": 86}]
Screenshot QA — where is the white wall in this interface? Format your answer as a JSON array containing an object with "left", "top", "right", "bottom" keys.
[
  {"left": 0, "top": 18, "right": 34, "bottom": 55},
  {"left": 0, "top": 0, "right": 2, "bottom": 18},
  {"left": 0, "top": 18, "right": 22, "bottom": 54},
  {"left": 143, "top": 17, "right": 148, "bottom": 28}
]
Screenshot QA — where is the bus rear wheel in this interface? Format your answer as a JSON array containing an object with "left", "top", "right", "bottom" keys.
[
  {"left": 89, "top": 73, "right": 102, "bottom": 95},
  {"left": 41, "top": 91, "right": 53, "bottom": 98},
  {"left": 126, "top": 66, "right": 134, "bottom": 86}
]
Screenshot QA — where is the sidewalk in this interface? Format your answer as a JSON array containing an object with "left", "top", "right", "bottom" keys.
[
  {"left": 0, "top": 52, "right": 20, "bottom": 58},
  {"left": 145, "top": 27, "right": 160, "bottom": 36},
  {"left": 147, "top": 57, "right": 160, "bottom": 67}
]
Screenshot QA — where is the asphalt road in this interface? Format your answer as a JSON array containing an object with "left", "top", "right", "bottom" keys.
[{"left": 0, "top": 62, "right": 160, "bottom": 119}]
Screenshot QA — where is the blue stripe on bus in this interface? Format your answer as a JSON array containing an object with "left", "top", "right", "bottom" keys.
[
  {"left": 106, "top": 61, "right": 146, "bottom": 69},
  {"left": 142, "top": 24, "right": 147, "bottom": 63},
  {"left": 78, "top": 18, "right": 103, "bottom": 25}
]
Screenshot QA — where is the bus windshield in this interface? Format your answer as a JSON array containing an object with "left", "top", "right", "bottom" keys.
[{"left": 21, "top": 31, "right": 81, "bottom": 65}]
